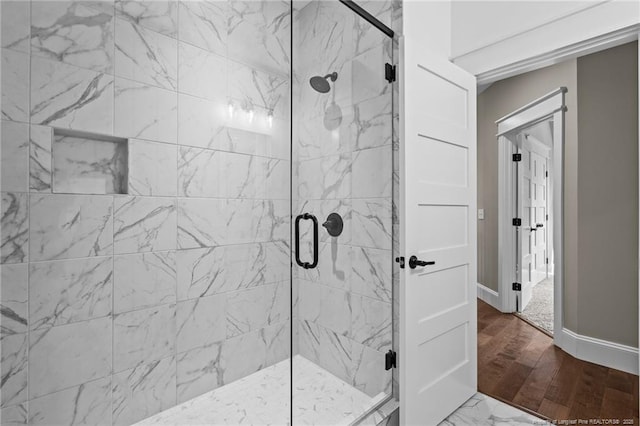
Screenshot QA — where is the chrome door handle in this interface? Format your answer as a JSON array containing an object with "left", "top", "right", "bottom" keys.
[{"left": 408, "top": 255, "right": 435, "bottom": 269}]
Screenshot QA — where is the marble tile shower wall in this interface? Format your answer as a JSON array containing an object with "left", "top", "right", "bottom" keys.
[
  {"left": 0, "top": 1, "right": 291, "bottom": 425},
  {"left": 292, "top": 0, "right": 395, "bottom": 400}
]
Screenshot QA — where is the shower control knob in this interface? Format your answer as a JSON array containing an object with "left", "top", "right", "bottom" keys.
[
  {"left": 408, "top": 255, "right": 435, "bottom": 269},
  {"left": 322, "top": 213, "right": 344, "bottom": 237}
]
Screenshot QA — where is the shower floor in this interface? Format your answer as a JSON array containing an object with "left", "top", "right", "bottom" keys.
[{"left": 135, "top": 355, "right": 384, "bottom": 426}]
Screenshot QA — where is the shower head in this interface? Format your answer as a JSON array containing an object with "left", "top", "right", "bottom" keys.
[{"left": 309, "top": 72, "right": 338, "bottom": 93}]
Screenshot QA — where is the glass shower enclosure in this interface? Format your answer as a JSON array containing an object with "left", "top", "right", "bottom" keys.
[{"left": 0, "top": 0, "right": 396, "bottom": 424}]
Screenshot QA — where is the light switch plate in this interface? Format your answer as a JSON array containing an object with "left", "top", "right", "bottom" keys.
[{"left": 478, "top": 209, "right": 485, "bottom": 220}]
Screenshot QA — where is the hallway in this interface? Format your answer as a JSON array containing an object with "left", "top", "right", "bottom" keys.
[{"left": 478, "top": 300, "right": 639, "bottom": 423}]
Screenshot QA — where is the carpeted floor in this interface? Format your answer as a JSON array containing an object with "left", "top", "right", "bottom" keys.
[{"left": 519, "top": 277, "right": 554, "bottom": 334}]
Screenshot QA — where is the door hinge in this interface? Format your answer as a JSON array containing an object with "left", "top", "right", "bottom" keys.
[
  {"left": 546, "top": 257, "right": 549, "bottom": 264},
  {"left": 385, "top": 63, "right": 396, "bottom": 83},
  {"left": 545, "top": 171, "right": 548, "bottom": 178},
  {"left": 513, "top": 153, "right": 522, "bottom": 162},
  {"left": 512, "top": 218, "right": 522, "bottom": 226},
  {"left": 512, "top": 282, "right": 522, "bottom": 291},
  {"left": 546, "top": 214, "right": 549, "bottom": 221},
  {"left": 395, "top": 256, "right": 405, "bottom": 269},
  {"left": 385, "top": 349, "right": 397, "bottom": 370}
]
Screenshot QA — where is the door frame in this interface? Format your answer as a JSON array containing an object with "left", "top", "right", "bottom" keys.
[{"left": 496, "top": 88, "right": 566, "bottom": 342}]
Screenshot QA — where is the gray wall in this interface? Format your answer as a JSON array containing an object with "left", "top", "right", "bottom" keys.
[
  {"left": 576, "top": 42, "right": 638, "bottom": 346},
  {"left": 477, "top": 41, "right": 638, "bottom": 346}
]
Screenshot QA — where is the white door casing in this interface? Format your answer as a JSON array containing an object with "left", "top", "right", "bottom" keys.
[
  {"left": 497, "top": 88, "right": 565, "bottom": 343},
  {"left": 399, "top": 37, "right": 477, "bottom": 425}
]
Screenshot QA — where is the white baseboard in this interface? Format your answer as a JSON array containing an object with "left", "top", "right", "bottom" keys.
[
  {"left": 476, "top": 283, "right": 500, "bottom": 311},
  {"left": 558, "top": 328, "right": 638, "bottom": 375}
]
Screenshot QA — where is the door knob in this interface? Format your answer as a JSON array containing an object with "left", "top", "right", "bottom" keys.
[{"left": 408, "top": 255, "right": 435, "bottom": 269}]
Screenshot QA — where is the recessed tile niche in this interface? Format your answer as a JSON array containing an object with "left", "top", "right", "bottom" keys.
[{"left": 52, "top": 129, "right": 128, "bottom": 195}]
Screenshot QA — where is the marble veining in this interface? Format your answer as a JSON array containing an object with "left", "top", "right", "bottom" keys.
[
  {"left": 29, "top": 125, "right": 54, "bottom": 193},
  {"left": 29, "top": 377, "right": 112, "bottom": 426},
  {"left": 30, "top": 56, "right": 114, "bottom": 135},
  {"left": 31, "top": 1, "right": 115, "bottom": 74},
  {"left": 178, "top": 0, "right": 227, "bottom": 55},
  {"left": 29, "top": 256, "right": 113, "bottom": 329},
  {"left": 1, "top": 332, "right": 28, "bottom": 407},
  {"left": 1, "top": 48, "right": 30, "bottom": 123},
  {"left": 29, "top": 194, "right": 113, "bottom": 261},
  {"left": 1, "top": 1, "right": 30, "bottom": 53},
  {"left": 440, "top": 393, "right": 549, "bottom": 426},
  {"left": 113, "top": 196, "right": 177, "bottom": 254},
  {"left": 115, "top": 19, "right": 177, "bottom": 90},
  {"left": 0, "top": 263, "right": 28, "bottom": 336},
  {"left": 116, "top": 0, "right": 178, "bottom": 38},
  {"left": 1, "top": 192, "right": 29, "bottom": 264},
  {"left": 1, "top": 120, "right": 29, "bottom": 193}
]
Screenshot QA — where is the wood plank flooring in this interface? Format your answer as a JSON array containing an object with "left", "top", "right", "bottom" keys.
[{"left": 478, "top": 299, "right": 639, "bottom": 423}]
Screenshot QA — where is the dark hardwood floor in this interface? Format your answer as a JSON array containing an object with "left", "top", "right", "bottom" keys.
[{"left": 478, "top": 299, "right": 639, "bottom": 423}]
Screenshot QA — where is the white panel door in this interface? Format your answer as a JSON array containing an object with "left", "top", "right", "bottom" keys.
[
  {"left": 531, "top": 151, "right": 547, "bottom": 283},
  {"left": 399, "top": 38, "right": 477, "bottom": 425},
  {"left": 518, "top": 146, "right": 533, "bottom": 311}
]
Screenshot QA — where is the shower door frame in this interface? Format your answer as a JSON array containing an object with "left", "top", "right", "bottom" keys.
[{"left": 289, "top": 1, "right": 399, "bottom": 424}]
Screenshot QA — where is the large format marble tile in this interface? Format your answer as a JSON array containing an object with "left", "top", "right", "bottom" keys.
[
  {"left": 29, "top": 316, "right": 112, "bottom": 399},
  {"left": 352, "top": 146, "right": 392, "bottom": 198},
  {"left": 114, "top": 251, "right": 176, "bottom": 314},
  {"left": 1, "top": 332, "right": 28, "bottom": 407},
  {"left": 298, "top": 320, "right": 353, "bottom": 384},
  {"left": 29, "top": 125, "right": 53, "bottom": 193},
  {"left": 177, "top": 94, "right": 227, "bottom": 151},
  {"left": 226, "top": 283, "right": 288, "bottom": 338},
  {"left": 176, "top": 243, "right": 269, "bottom": 300},
  {"left": 0, "top": 403, "right": 28, "bottom": 426},
  {"left": 297, "top": 153, "right": 352, "bottom": 200},
  {"left": 128, "top": 139, "right": 178, "bottom": 196},
  {"left": 112, "top": 357, "right": 177, "bottom": 426},
  {"left": 1, "top": 1, "right": 30, "bottom": 53},
  {"left": 177, "top": 42, "right": 226, "bottom": 101},
  {"left": 351, "top": 198, "right": 392, "bottom": 250},
  {"left": 113, "top": 303, "right": 176, "bottom": 373},
  {"left": 352, "top": 342, "right": 391, "bottom": 397},
  {"left": 176, "top": 295, "right": 226, "bottom": 353},
  {"left": 1, "top": 121, "right": 29, "bottom": 192},
  {"left": 1, "top": 49, "right": 29, "bottom": 123},
  {"left": 113, "top": 196, "right": 177, "bottom": 254},
  {"left": 31, "top": 2, "right": 115, "bottom": 74},
  {"left": 114, "top": 78, "right": 177, "bottom": 144},
  {"left": 351, "top": 294, "right": 392, "bottom": 352},
  {"left": 115, "top": 0, "right": 178, "bottom": 37},
  {"left": 177, "top": 198, "right": 226, "bottom": 249},
  {"left": 0, "top": 263, "right": 28, "bottom": 336},
  {"left": 351, "top": 246, "right": 392, "bottom": 303},
  {"left": 227, "top": 0, "right": 290, "bottom": 74},
  {"left": 30, "top": 57, "right": 114, "bottom": 135},
  {"left": 29, "top": 377, "right": 112, "bottom": 426},
  {"left": 229, "top": 60, "right": 289, "bottom": 119},
  {"left": 29, "top": 257, "right": 113, "bottom": 330},
  {"left": 352, "top": 43, "right": 391, "bottom": 105},
  {"left": 29, "top": 194, "right": 113, "bottom": 261},
  {"left": 352, "top": 95, "right": 392, "bottom": 150},
  {"left": 115, "top": 19, "right": 177, "bottom": 90},
  {"left": 1, "top": 192, "right": 28, "bottom": 264},
  {"left": 176, "top": 342, "right": 222, "bottom": 404},
  {"left": 218, "top": 326, "right": 268, "bottom": 385},
  {"left": 178, "top": 0, "right": 227, "bottom": 55}
]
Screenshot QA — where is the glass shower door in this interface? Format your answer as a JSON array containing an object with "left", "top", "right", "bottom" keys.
[{"left": 291, "top": 1, "right": 395, "bottom": 423}]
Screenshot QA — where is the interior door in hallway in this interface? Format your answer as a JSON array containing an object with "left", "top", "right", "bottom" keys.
[
  {"left": 530, "top": 151, "right": 548, "bottom": 283},
  {"left": 517, "top": 145, "right": 533, "bottom": 311}
]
